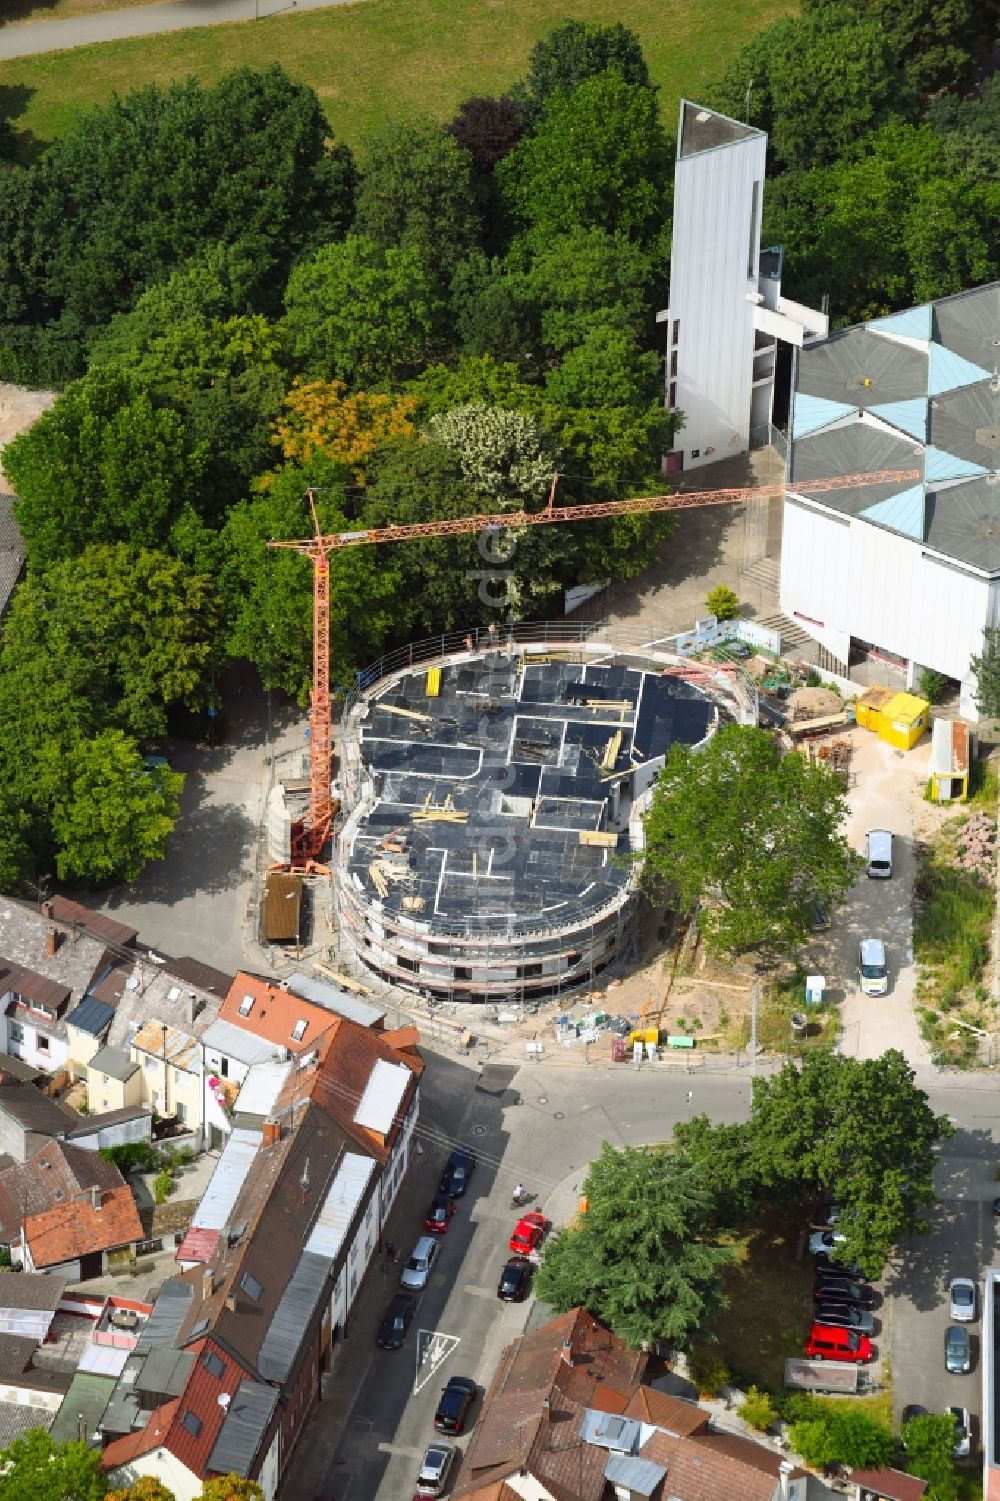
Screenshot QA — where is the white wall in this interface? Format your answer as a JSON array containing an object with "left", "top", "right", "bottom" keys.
[
  {"left": 781, "top": 496, "right": 996, "bottom": 689},
  {"left": 3, "top": 1005, "right": 68, "bottom": 1075},
  {"left": 110, "top": 1451, "right": 201, "bottom": 1501},
  {"left": 668, "top": 128, "right": 767, "bottom": 468}
]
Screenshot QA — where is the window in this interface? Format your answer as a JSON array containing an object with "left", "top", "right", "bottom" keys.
[
  {"left": 671, "top": 318, "right": 679, "bottom": 345},
  {"left": 9, "top": 1024, "right": 22, "bottom": 1043},
  {"left": 238, "top": 994, "right": 254, "bottom": 1017},
  {"left": 219, "top": 1058, "right": 229, "bottom": 1079},
  {"left": 669, "top": 350, "right": 678, "bottom": 379},
  {"left": 748, "top": 181, "right": 760, "bottom": 278},
  {"left": 669, "top": 383, "right": 677, "bottom": 410},
  {"left": 291, "top": 1019, "right": 308, "bottom": 1042},
  {"left": 240, "top": 1272, "right": 263, "bottom": 1302},
  {"left": 181, "top": 1411, "right": 202, "bottom": 1437},
  {"left": 175, "top": 1101, "right": 187, "bottom": 1124},
  {"left": 37, "top": 1035, "right": 50, "bottom": 1053},
  {"left": 397, "top": 956, "right": 419, "bottom": 973},
  {"left": 202, "top": 1350, "right": 225, "bottom": 1379}
]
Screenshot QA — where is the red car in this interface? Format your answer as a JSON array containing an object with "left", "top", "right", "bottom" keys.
[
  {"left": 804, "top": 1322, "right": 873, "bottom": 1365},
  {"left": 424, "top": 1195, "right": 456, "bottom": 1235},
  {"left": 509, "top": 1212, "right": 547, "bottom": 1256}
]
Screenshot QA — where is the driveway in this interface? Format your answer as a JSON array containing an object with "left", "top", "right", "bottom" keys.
[{"left": 800, "top": 728, "right": 937, "bottom": 1069}]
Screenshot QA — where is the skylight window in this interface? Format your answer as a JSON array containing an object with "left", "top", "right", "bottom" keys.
[
  {"left": 291, "top": 1019, "right": 308, "bottom": 1042},
  {"left": 202, "top": 1350, "right": 224, "bottom": 1379},
  {"left": 240, "top": 1272, "right": 263, "bottom": 1302},
  {"left": 238, "top": 994, "right": 255, "bottom": 1017},
  {"left": 181, "top": 1410, "right": 202, "bottom": 1437}
]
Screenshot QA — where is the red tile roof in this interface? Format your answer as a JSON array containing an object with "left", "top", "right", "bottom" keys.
[
  {"left": 0, "top": 1139, "right": 123, "bottom": 1241},
  {"left": 46, "top": 897, "right": 138, "bottom": 949},
  {"left": 101, "top": 1338, "right": 246, "bottom": 1478},
  {"left": 174, "top": 1227, "right": 220, "bottom": 1266},
  {"left": 219, "top": 972, "right": 336, "bottom": 1055},
  {"left": 624, "top": 1385, "right": 708, "bottom": 1436},
  {"left": 24, "top": 1185, "right": 142, "bottom": 1269},
  {"left": 849, "top": 1470, "right": 928, "bottom": 1501}
]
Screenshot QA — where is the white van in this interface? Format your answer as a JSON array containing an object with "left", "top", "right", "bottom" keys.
[
  {"left": 858, "top": 938, "right": 888, "bottom": 997},
  {"left": 866, "top": 828, "right": 893, "bottom": 879}
]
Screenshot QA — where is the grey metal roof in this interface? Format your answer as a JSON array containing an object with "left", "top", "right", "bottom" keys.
[
  {"left": 578, "top": 1409, "right": 642, "bottom": 1451},
  {"left": 207, "top": 1379, "right": 279, "bottom": 1477},
  {"left": 790, "top": 423, "right": 921, "bottom": 516},
  {"left": 286, "top": 971, "right": 385, "bottom": 1028},
  {"left": 135, "top": 1279, "right": 193, "bottom": 1354},
  {"left": 604, "top": 1452, "right": 668, "bottom": 1495},
  {"left": 138, "top": 1347, "right": 195, "bottom": 1398},
  {"left": 49, "top": 1371, "right": 117, "bottom": 1446},
  {"left": 201, "top": 1018, "right": 281, "bottom": 1067},
  {"left": 0, "top": 1082, "right": 76, "bottom": 1135},
  {"left": 797, "top": 327, "right": 928, "bottom": 407},
  {"left": 678, "top": 100, "right": 762, "bottom": 159},
  {"left": 65, "top": 995, "right": 115, "bottom": 1038},
  {"left": 257, "top": 1249, "right": 330, "bottom": 1382},
  {"left": 934, "top": 282, "right": 1000, "bottom": 368},
  {"left": 929, "top": 381, "right": 1000, "bottom": 466},
  {"left": 189, "top": 1127, "right": 261, "bottom": 1232},
  {"left": 89, "top": 1045, "right": 139, "bottom": 1083},
  {"left": 924, "top": 479, "right": 1000, "bottom": 570}
]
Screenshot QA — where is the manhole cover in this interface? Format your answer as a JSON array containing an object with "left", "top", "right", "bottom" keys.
[
  {"left": 537, "top": 1097, "right": 548, "bottom": 1105},
  {"left": 554, "top": 1111, "right": 564, "bottom": 1120},
  {"left": 472, "top": 1125, "right": 487, "bottom": 1137}
]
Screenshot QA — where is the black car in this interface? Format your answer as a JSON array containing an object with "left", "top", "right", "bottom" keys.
[
  {"left": 433, "top": 1376, "right": 477, "bottom": 1434},
  {"left": 813, "top": 1252, "right": 869, "bottom": 1281},
  {"left": 814, "top": 1276, "right": 877, "bottom": 1308},
  {"left": 497, "top": 1256, "right": 533, "bottom": 1302},
  {"left": 439, "top": 1148, "right": 476, "bottom": 1198},
  {"left": 376, "top": 1293, "right": 416, "bottom": 1349}
]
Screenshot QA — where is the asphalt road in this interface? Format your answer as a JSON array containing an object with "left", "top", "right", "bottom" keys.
[
  {"left": 297, "top": 1057, "right": 1000, "bottom": 1501},
  {"left": 0, "top": 0, "right": 358, "bottom": 61}
]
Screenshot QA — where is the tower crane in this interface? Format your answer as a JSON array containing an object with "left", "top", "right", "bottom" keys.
[{"left": 270, "top": 466, "right": 917, "bottom": 864}]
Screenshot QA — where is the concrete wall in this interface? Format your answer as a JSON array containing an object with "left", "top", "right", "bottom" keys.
[
  {"left": 87, "top": 1063, "right": 143, "bottom": 1115},
  {"left": 66, "top": 1024, "right": 104, "bottom": 1080}
]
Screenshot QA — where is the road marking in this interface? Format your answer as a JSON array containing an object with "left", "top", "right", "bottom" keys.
[
  {"left": 460, "top": 1284, "right": 497, "bottom": 1299},
  {"left": 377, "top": 1442, "right": 424, "bottom": 1459},
  {"left": 414, "top": 1329, "right": 460, "bottom": 1393}
]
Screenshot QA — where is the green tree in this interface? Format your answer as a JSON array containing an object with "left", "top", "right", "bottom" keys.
[
  {"left": 498, "top": 70, "right": 668, "bottom": 246},
  {"left": 0, "top": 544, "right": 218, "bottom": 744},
  {"left": 0, "top": 1430, "right": 108, "bottom": 1500},
  {"left": 354, "top": 118, "right": 479, "bottom": 286},
  {"left": 545, "top": 325, "right": 659, "bottom": 412},
  {"left": 283, "top": 235, "right": 439, "bottom": 385},
  {"left": 789, "top": 1405, "right": 894, "bottom": 1468},
  {"left": 535, "top": 1142, "right": 733, "bottom": 1350},
  {"left": 425, "top": 403, "right": 557, "bottom": 505},
  {"left": 705, "top": 585, "right": 740, "bottom": 621},
  {"left": 643, "top": 723, "right": 860, "bottom": 959},
  {"left": 107, "top": 1476, "right": 175, "bottom": 1500},
  {"left": 513, "top": 21, "right": 653, "bottom": 123},
  {"left": 670, "top": 1115, "right": 758, "bottom": 1229},
  {"left": 738, "top": 1387, "right": 777, "bottom": 1432},
  {"left": 806, "top": 0, "right": 980, "bottom": 94},
  {"left": 219, "top": 462, "right": 401, "bottom": 700},
  {"left": 747, "top": 1050, "right": 952, "bottom": 1276},
  {"left": 4, "top": 368, "right": 207, "bottom": 569},
  {"left": 901, "top": 1412, "right": 960, "bottom": 1500},
  {"left": 199, "top": 1479, "right": 264, "bottom": 1501},
  {"left": 711, "top": 11, "right": 911, "bottom": 173},
  {"left": 517, "top": 226, "right": 655, "bottom": 353},
  {"left": 971, "top": 626, "right": 1000, "bottom": 719},
  {"left": 45, "top": 730, "right": 183, "bottom": 884}
]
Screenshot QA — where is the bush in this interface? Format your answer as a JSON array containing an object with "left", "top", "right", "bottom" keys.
[
  {"left": 153, "top": 1170, "right": 175, "bottom": 1205},
  {"left": 739, "top": 1385, "right": 777, "bottom": 1432},
  {"left": 918, "top": 668, "right": 948, "bottom": 704},
  {"left": 706, "top": 584, "right": 740, "bottom": 622},
  {"left": 687, "top": 1345, "right": 730, "bottom": 1396}
]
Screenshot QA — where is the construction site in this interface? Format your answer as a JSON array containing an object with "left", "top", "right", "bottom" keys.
[{"left": 330, "top": 635, "right": 726, "bottom": 1002}]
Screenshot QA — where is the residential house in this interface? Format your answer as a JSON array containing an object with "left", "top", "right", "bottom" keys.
[
  {"left": 454, "top": 1308, "right": 807, "bottom": 1501},
  {"left": 0, "top": 1137, "right": 123, "bottom": 1248},
  {"left": 87, "top": 1045, "right": 143, "bottom": 1114},
  {"left": 131, "top": 1022, "right": 202, "bottom": 1129},
  {"left": 0, "top": 1081, "right": 77, "bottom": 1162},
  {"left": 285, "top": 969, "right": 386, "bottom": 1029},
  {"left": 65, "top": 995, "right": 117, "bottom": 1079},
  {"left": 218, "top": 972, "right": 338, "bottom": 1059},
  {"left": 200, "top": 1019, "right": 284, "bottom": 1126},
  {"left": 19, "top": 1183, "right": 143, "bottom": 1279},
  {"left": 99, "top": 1016, "right": 423, "bottom": 1499}
]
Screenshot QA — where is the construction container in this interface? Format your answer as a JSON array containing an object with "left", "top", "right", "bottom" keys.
[
  {"left": 426, "top": 667, "right": 441, "bottom": 697},
  {"left": 854, "top": 683, "right": 896, "bottom": 732},
  {"left": 927, "top": 717, "right": 970, "bottom": 802},
  {"left": 877, "top": 691, "right": 930, "bottom": 750}
]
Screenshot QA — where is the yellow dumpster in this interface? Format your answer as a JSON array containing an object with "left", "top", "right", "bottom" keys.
[
  {"left": 426, "top": 667, "right": 441, "bottom": 697},
  {"left": 877, "top": 691, "right": 929, "bottom": 750},
  {"left": 855, "top": 684, "right": 896, "bottom": 733}
]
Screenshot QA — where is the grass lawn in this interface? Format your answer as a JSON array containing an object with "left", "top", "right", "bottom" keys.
[
  {"left": 0, "top": 0, "right": 796, "bottom": 160},
  {"left": 709, "top": 1205, "right": 813, "bottom": 1392}
]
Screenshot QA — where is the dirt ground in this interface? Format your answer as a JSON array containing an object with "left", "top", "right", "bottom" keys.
[{"left": 0, "top": 383, "right": 56, "bottom": 491}]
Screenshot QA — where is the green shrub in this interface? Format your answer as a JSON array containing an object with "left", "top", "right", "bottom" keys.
[
  {"left": 739, "top": 1385, "right": 777, "bottom": 1432},
  {"left": 153, "top": 1170, "right": 175, "bottom": 1205},
  {"left": 706, "top": 585, "right": 740, "bottom": 622},
  {"left": 918, "top": 668, "right": 948, "bottom": 704},
  {"left": 687, "top": 1345, "right": 730, "bottom": 1396}
]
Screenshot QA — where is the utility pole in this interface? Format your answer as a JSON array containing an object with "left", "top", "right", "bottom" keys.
[{"left": 750, "top": 978, "right": 759, "bottom": 1077}]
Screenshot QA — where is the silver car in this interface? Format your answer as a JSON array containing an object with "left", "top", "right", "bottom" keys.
[
  {"left": 400, "top": 1235, "right": 439, "bottom": 1291},
  {"left": 416, "top": 1442, "right": 457, "bottom": 1496},
  {"left": 951, "top": 1406, "right": 971, "bottom": 1458},
  {"left": 949, "top": 1276, "right": 976, "bottom": 1322}
]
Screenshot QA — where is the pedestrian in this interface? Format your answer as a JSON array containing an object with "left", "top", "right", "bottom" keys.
[{"left": 385, "top": 1239, "right": 397, "bottom": 1262}]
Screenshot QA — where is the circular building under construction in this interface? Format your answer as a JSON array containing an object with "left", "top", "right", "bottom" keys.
[{"left": 334, "top": 633, "right": 725, "bottom": 1003}]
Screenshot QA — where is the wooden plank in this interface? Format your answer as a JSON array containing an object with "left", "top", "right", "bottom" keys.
[{"left": 579, "top": 830, "right": 618, "bottom": 847}]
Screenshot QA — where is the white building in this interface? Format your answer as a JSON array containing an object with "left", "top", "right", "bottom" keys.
[
  {"left": 661, "top": 100, "right": 827, "bottom": 474},
  {"left": 780, "top": 283, "right": 1000, "bottom": 717}
]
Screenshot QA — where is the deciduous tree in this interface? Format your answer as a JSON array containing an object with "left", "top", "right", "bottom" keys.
[
  {"left": 643, "top": 723, "right": 860, "bottom": 958},
  {"left": 900, "top": 1412, "right": 960, "bottom": 1499},
  {"left": 446, "top": 96, "right": 524, "bottom": 174},
  {"left": 0, "top": 1430, "right": 108, "bottom": 1501},
  {"left": 200, "top": 1479, "right": 264, "bottom": 1501},
  {"left": 535, "top": 1142, "right": 733, "bottom": 1350},
  {"left": 513, "top": 21, "right": 653, "bottom": 123},
  {"left": 272, "top": 379, "right": 418, "bottom": 483}
]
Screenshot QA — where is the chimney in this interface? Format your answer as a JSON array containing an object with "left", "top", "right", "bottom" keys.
[
  {"left": 41, "top": 901, "right": 53, "bottom": 919},
  {"left": 779, "top": 1460, "right": 793, "bottom": 1501},
  {"left": 183, "top": 992, "right": 196, "bottom": 1026},
  {"left": 262, "top": 1119, "right": 280, "bottom": 1148},
  {"left": 202, "top": 1266, "right": 214, "bottom": 1300},
  {"left": 224, "top": 1295, "right": 237, "bottom": 1314},
  {"left": 91, "top": 1186, "right": 102, "bottom": 1211},
  {"left": 45, "top": 928, "right": 60, "bottom": 957},
  {"left": 561, "top": 1338, "right": 574, "bottom": 1367}
]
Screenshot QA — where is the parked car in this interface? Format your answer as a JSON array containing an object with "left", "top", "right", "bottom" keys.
[
  {"left": 813, "top": 1276, "right": 877, "bottom": 1308},
  {"left": 377, "top": 1293, "right": 417, "bottom": 1350},
  {"left": 809, "top": 1230, "right": 847, "bottom": 1256},
  {"left": 815, "top": 1302, "right": 875, "bottom": 1334},
  {"left": 415, "top": 1442, "right": 457, "bottom": 1496},
  {"left": 805, "top": 1322, "right": 873, "bottom": 1364},
  {"left": 951, "top": 1406, "right": 972, "bottom": 1458},
  {"left": 949, "top": 1276, "right": 977, "bottom": 1322},
  {"left": 866, "top": 828, "right": 893, "bottom": 878},
  {"left": 400, "top": 1235, "right": 439, "bottom": 1291},
  {"left": 945, "top": 1324, "right": 971, "bottom": 1374},
  {"left": 901, "top": 1404, "right": 927, "bottom": 1427},
  {"left": 814, "top": 1251, "right": 868, "bottom": 1280},
  {"left": 439, "top": 1148, "right": 475, "bottom": 1198},
  {"left": 509, "top": 1213, "right": 547, "bottom": 1256},
  {"left": 424, "top": 1195, "right": 456, "bottom": 1235},
  {"left": 816, "top": 1201, "right": 842, "bottom": 1228},
  {"left": 858, "top": 937, "right": 888, "bottom": 997},
  {"left": 497, "top": 1256, "right": 533, "bottom": 1302},
  {"left": 433, "top": 1376, "right": 477, "bottom": 1435}
]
